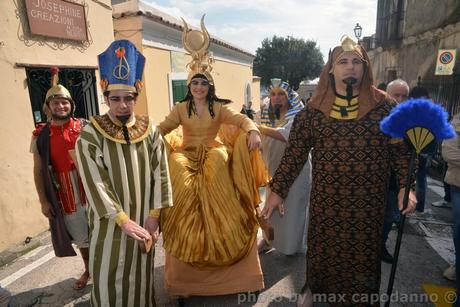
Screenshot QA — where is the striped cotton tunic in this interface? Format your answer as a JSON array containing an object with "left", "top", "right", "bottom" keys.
[{"left": 76, "top": 114, "right": 173, "bottom": 307}]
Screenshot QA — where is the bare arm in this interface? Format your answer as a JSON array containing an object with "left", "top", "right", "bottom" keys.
[{"left": 258, "top": 125, "right": 287, "bottom": 142}]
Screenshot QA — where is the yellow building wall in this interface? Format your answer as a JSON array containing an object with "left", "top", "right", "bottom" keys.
[
  {"left": 143, "top": 46, "right": 173, "bottom": 125},
  {"left": 0, "top": 0, "right": 113, "bottom": 251},
  {"left": 212, "top": 60, "right": 255, "bottom": 113}
]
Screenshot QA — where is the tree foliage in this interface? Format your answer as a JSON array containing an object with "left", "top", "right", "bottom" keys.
[{"left": 253, "top": 36, "right": 324, "bottom": 89}]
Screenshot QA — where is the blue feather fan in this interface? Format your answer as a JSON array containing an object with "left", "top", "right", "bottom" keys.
[{"left": 380, "top": 98, "right": 455, "bottom": 140}]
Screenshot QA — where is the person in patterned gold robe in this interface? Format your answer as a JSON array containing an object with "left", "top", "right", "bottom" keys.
[
  {"left": 262, "top": 36, "right": 417, "bottom": 307},
  {"left": 76, "top": 40, "right": 173, "bottom": 307}
]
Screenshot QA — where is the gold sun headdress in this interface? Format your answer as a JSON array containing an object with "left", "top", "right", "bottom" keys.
[{"left": 182, "top": 15, "right": 214, "bottom": 85}]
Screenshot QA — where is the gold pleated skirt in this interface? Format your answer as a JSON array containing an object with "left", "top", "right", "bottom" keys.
[{"left": 161, "top": 129, "right": 266, "bottom": 268}]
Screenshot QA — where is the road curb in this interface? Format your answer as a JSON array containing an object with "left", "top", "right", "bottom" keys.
[{"left": 0, "top": 231, "right": 51, "bottom": 268}]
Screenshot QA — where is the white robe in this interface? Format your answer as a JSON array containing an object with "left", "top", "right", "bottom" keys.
[{"left": 261, "top": 119, "right": 312, "bottom": 255}]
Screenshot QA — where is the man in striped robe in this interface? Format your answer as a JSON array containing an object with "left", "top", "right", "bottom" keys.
[{"left": 76, "top": 40, "right": 173, "bottom": 307}]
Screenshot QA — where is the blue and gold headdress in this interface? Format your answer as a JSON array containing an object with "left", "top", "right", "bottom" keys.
[
  {"left": 98, "top": 40, "right": 145, "bottom": 93},
  {"left": 260, "top": 79, "right": 304, "bottom": 126}
]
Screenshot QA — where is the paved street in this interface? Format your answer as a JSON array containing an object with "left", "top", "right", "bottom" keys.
[{"left": 0, "top": 176, "right": 457, "bottom": 306}]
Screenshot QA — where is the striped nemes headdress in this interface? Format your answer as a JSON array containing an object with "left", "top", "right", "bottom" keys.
[{"left": 260, "top": 79, "right": 304, "bottom": 126}]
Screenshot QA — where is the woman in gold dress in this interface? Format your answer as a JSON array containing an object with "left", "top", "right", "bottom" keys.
[{"left": 159, "top": 69, "right": 266, "bottom": 296}]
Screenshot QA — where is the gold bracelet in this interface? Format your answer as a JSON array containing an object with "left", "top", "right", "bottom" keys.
[
  {"left": 114, "top": 212, "right": 129, "bottom": 226},
  {"left": 149, "top": 209, "right": 161, "bottom": 218}
]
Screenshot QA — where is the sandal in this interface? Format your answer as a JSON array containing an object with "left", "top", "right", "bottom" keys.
[
  {"left": 73, "top": 272, "right": 90, "bottom": 290},
  {"left": 257, "top": 239, "right": 272, "bottom": 254}
]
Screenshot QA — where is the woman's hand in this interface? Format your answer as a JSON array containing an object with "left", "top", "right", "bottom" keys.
[{"left": 248, "top": 130, "right": 261, "bottom": 151}]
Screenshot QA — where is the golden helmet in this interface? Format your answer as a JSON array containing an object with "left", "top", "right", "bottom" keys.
[
  {"left": 43, "top": 67, "right": 75, "bottom": 117},
  {"left": 45, "top": 84, "right": 73, "bottom": 104},
  {"left": 45, "top": 67, "right": 74, "bottom": 104}
]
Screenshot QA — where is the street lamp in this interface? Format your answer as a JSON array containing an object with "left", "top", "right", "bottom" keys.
[{"left": 353, "top": 23, "right": 362, "bottom": 41}]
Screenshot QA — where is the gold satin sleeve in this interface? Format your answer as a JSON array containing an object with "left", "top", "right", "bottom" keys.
[
  {"left": 159, "top": 103, "right": 181, "bottom": 136},
  {"left": 219, "top": 105, "right": 259, "bottom": 133}
]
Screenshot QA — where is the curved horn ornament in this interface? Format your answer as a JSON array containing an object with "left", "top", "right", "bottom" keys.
[
  {"left": 181, "top": 14, "right": 214, "bottom": 85},
  {"left": 199, "top": 15, "right": 210, "bottom": 54},
  {"left": 181, "top": 17, "right": 193, "bottom": 54}
]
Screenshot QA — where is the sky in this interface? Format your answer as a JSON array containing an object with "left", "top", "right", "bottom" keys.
[{"left": 143, "top": 0, "right": 377, "bottom": 60}]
